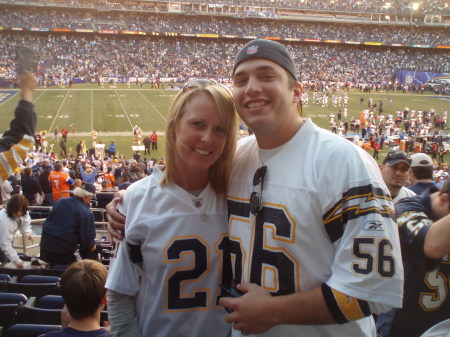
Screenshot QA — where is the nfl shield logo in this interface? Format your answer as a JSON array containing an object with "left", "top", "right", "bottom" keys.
[
  {"left": 247, "top": 45, "right": 258, "bottom": 55},
  {"left": 193, "top": 199, "right": 203, "bottom": 208}
]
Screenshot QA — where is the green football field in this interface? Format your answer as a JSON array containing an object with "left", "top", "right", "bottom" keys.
[{"left": 1, "top": 83, "right": 449, "bottom": 162}]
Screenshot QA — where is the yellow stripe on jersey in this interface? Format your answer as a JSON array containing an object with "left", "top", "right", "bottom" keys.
[
  {"left": 0, "top": 134, "right": 34, "bottom": 182},
  {"left": 331, "top": 288, "right": 366, "bottom": 322},
  {"left": 321, "top": 283, "right": 371, "bottom": 324}
]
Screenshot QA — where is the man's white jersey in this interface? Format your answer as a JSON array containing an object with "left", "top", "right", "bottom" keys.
[
  {"left": 227, "top": 119, "right": 403, "bottom": 337},
  {"left": 106, "top": 167, "right": 231, "bottom": 337}
]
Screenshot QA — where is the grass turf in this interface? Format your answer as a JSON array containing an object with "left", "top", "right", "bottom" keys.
[{"left": 1, "top": 83, "right": 449, "bottom": 163}]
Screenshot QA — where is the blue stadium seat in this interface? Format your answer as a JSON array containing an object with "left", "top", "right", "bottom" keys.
[
  {"left": 0, "top": 304, "right": 22, "bottom": 330},
  {"left": 4, "top": 324, "right": 62, "bottom": 337},
  {"left": 22, "top": 306, "right": 62, "bottom": 325},
  {"left": 6, "top": 279, "right": 61, "bottom": 299},
  {"left": 0, "top": 292, "right": 27, "bottom": 305},
  {"left": 20, "top": 275, "right": 60, "bottom": 284},
  {"left": 0, "top": 267, "right": 40, "bottom": 279},
  {"left": 36, "top": 295, "right": 64, "bottom": 309},
  {"left": 0, "top": 274, "right": 11, "bottom": 282},
  {"left": 0, "top": 273, "right": 11, "bottom": 292}
]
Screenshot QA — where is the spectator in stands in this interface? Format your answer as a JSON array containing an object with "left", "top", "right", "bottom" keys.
[
  {"left": 0, "top": 179, "right": 13, "bottom": 205},
  {"left": 380, "top": 150, "right": 415, "bottom": 204},
  {"left": 21, "top": 167, "right": 43, "bottom": 205},
  {"left": 40, "top": 260, "right": 111, "bottom": 337},
  {"left": 39, "top": 164, "right": 54, "bottom": 206},
  {"left": 0, "top": 194, "right": 33, "bottom": 268},
  {"left": 79, "top": 163, "right": 100, "bottom": 185},
  {"left": 0, "top": 72, "right": 37, "bottom": 183},
  {"left": 117, "top": 174, "right": 131, "bottom": 191},
  {"left": 377, "top": 180, "right": 450, "bottom": 337},
  {"left": 408, "top": 153, "right": 438, "bottom": 194},
  {"left": 49, "top": 162, "right": 74, "bottom": 202},
  {"left": 105, "top": 79, "right": 237, "bottom": 337},
  {"left": 39, "top": 182, "right": 97, "bottom": 266}
]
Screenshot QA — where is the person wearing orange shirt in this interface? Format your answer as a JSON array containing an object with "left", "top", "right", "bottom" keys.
[
  {"left": 49, "top": 162, "right": 74, "bottom": 203},
  {"left": 103, "top": 167, "right": 115, "bottom": 189}
]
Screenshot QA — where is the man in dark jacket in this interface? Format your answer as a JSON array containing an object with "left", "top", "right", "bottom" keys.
[
  {"left": 39, "top": 183, "right": 97, "bottom": 266},
  {"left": 21, "top": 167, "right": 42, "bottom": 205}
]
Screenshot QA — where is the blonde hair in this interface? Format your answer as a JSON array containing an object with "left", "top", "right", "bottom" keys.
[{"left": 161, "top": 84, "right": 237, "bottom": 194}]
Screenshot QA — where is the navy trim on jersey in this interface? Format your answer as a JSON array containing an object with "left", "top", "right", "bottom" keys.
[
  {"left": 323, "top": 185, "right": 394, "bottom": 243},
  {"left": 227, "top": 199, "right": 251, "bottom": 219}
]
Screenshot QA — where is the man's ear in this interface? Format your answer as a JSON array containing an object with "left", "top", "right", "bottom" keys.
[
  {"left": 438, "top": 193, "right": 449, "bottom": 208},
  {"left": 293, "top": 82, "right": 302, "bottom": 103}
]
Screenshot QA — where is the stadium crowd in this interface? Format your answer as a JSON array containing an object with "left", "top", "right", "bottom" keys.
[
  {"left": 4, "top": 0, "right": 449, "bottom": 15},
  {"left": 1, "top": 6, "right": 449, "bottom": 47},
  {"left": 0, "top": 32, "right": 448, "bottom": 87}
]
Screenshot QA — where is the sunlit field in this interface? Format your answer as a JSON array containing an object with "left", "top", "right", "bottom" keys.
[{"left": 1, "top": 83, "right": 449, "bottom": 162}]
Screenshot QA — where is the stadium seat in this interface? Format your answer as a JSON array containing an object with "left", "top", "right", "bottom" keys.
[
  {"left": 0, "top": 267, "right": 40, "bottom": 279},
  {"left": 20, "top": 275, "right": 60, "bottom": 284},
  {"left": 39, "top": 267, "right": 68, "bottom": 277},
  {"left": 4, "top": 324, "right": 61, "bottom": 337},
  {"left": 95, "top": 192, "right": 115, "bottom": 209},
  {"left": 6, "top": 278, "right": 61, "bottom": 299},
  {"left": 0, "top": 274, "right": 11, "bottom": 281},
  {"left": 22, "top": 305, "right": 62, "bottom": 325},
  {"left": 0, "top": 304, "right": 22, "bottom": 330},
  {"left": 0, "top": 293, "right": 27, "bottom": 305},
  {"left": 36, "top": 295, "right": 64, "bottom": 310},
  {"left": 0, "top": 274, "right": 11, "bottom": 292}
]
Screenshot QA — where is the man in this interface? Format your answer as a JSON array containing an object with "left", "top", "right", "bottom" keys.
[
  {"left": 408, "top": 153, "right": 438, "bottom": 195},
  {"left": 60, "top": 139, "right": 67, "bottom": 158},
  {"left": 150, "top": 131, "right": 158, "bottom": 151},
  {"left": 380, "top": 150, "right": 415, "bottom": 204},
  {"left": 61, "top": 126, "right": 69, "bottom": 142},
  {"left": 106, "top": 40, "right": 403, "bottom": 336},
  {"left": 143, "top": 136, "right": 151, "bottom": 155},
  {"left": 0, "top": 72, "right": 37, "bottom": 183},
  {"left": 39, "top": 164, "right": 54, "bottom": 206},
  {"left": 109, "top": 141, "right": 117, "bottom": 157},
  {"left": 39, "top": 183, "right": 97, "bottom": 266},
  {"left": 49, "top": 162, "right": 74, "bottom": 202},
  {"left": 21, "top": 167, "right": 42, "bottom": 205},
  {"left": 220, "top": 40, "right": 402, "bottom": 336},
  {"left": 377, "top": 181, "right": 450, "bottom": 337}
]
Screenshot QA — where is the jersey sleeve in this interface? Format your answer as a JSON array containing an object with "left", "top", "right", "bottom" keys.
[
  {"left": 323, "top": 146, "right": 404, "bottom": 310},
  {"left": 0, "top": 101, "right": 36, "bottom": 182},
  {"left": 106, "top": 237, "right": 143, "bottom": 296}
]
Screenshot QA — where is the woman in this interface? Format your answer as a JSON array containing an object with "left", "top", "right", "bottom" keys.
[
  {"left": 106, "top": 80, "right": 237, "bottom": 337},
  {"left": 0, "top": 194, "right": 33, "bottom": 268}
]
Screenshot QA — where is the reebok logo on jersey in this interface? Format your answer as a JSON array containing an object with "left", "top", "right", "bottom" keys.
[{"left": 363, "top": 222, "right": 384, "bottom": 231}]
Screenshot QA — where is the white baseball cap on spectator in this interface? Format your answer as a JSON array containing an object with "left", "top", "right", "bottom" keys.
[{"left": 410, "top": 153, "right": 433, "bottom": 168}]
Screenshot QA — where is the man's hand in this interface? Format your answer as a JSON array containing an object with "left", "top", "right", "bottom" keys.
[
  {"left": 16, "top": 261, "right": 25, "bottom": 269},
  {"left": 106, "top": 190, "right": 126, "bottom": 241},
  {"left": 20, "top": 72, "right": 37, "bottom": 102},
  {"left": 26, "top": 234, "right": 34, "bottom": 244},
  {"left": 219, "top": 283, "right": 278, "bottom": 335}
]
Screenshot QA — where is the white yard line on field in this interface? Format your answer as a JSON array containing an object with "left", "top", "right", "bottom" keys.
[
  {"left": 48, "top": 90, "right": 69, "bottom": 132},
  {"left": 114, "top": 89, "right": 134, "bottom": 130},
  {"left": 33, "top": 90, "right": 46, "bottom": 103},
  {"left": 138, "top": 90, "right": 167, "bottom": 122}
]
